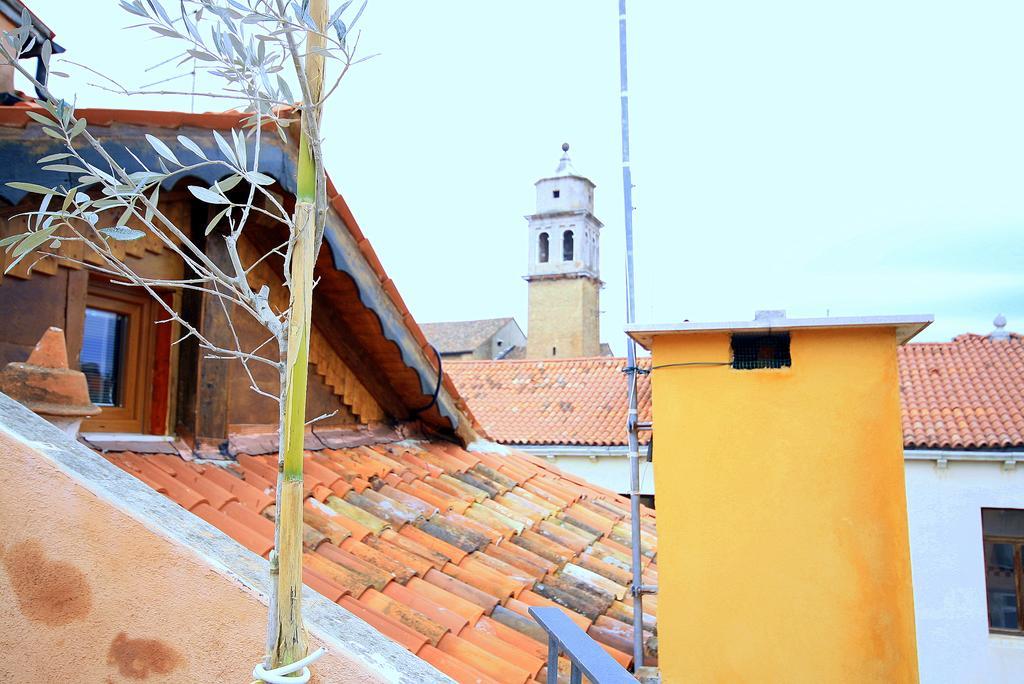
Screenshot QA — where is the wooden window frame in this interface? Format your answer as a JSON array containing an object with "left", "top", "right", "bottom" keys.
[
  {"left": 982, "top": 509, "right": 1024, "bottom": 636},
  {"left": 80, "top": 281, "right": 156, "bottom": 433}
]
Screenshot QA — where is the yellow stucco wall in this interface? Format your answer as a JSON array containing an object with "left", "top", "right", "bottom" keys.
[
  {"left": 526, "top": 277, "right": 600, "bottom": 358},
  {"left": 649, "top": 327, "right": 918, "bottom": 683}
]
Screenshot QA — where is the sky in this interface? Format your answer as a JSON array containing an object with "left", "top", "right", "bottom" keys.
[{"left": 26, "top": 1, "right": 1024, "bottom": 353}]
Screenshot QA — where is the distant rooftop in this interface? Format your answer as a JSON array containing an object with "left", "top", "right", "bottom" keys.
[
  {"left": 421, "top": 318, "right": 516, "bottom": 355},
  {"left": 627, "top": 310, "right": 934, "bottom": 349}
]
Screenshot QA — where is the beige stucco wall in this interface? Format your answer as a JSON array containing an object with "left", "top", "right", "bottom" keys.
[
  {"left": 526, "top": 276, "right": 601, "bottom": 358},
  {"left": 0, "top": 429, "right": 384, "bottom": 684}
]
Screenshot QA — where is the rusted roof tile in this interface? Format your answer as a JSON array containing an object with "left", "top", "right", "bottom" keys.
[
  {"left": 563, "top": 504, "right": 615, "bottom": 535},
  {"left": 302, "top": 506, "right": 352, "bottom": 545},
  {"left": 495, "top": 492, "right": 549, "bottom": 522},
  {"left": 437, "top": 633, "right": 531, "bottom": 684},
  {"left": 316, "top": 544, "right": 393, "bottom": 591},
  {"left": 464, "top": 504, "right": 522, "bottom": 538},
  {"left": 452, "top": 470, "right": 502, "bottom": 497},
  {"left": 504, "top": 595, "right": 591, "bottom": 632},
  {"left": 473, "top": 615, "right": 547, "bottom": 661},
  {"left": 420, "top": 515, "right": 491, "bottom": 553},
  {"left": 585, "top": 624, "right": 634, "bottom": 669},
  {"left": 469, "top": 551, "right": 536, "bottom": 588},
  {"left": 606, "top": 600, "right": 656, "bottom": 631},
  {"left": 439, "top": 473, "right": 489, "bottom": 502},
  {"left": 483, "top": 542, "right": 553, "bottom": 579},
  {"left": 339, "top": 596, "right": 429, "bottom": 653},
  {"left": 302, "top": 552, "right": 373, "bottom": 598},
  {"left": 424, "top": 567, "right": 500, "bottom": 613},
  {"left": 417, "top": 643, "right": 500, "bottom": 684},
  {"left": 479, "top": 499, "right": 534, "bottom": 529},
  {"left": 532, "top": 576, "right": 610, "bottom": 622},
  {"left": 407, "top": 576, "right": 486, "bottom": 624},
  {"left": 347, "top": 488, "right": 421, "bottom": 527},
  {"left": 395, "top": 481, "right": 452, "bottom": 511},
  {"left": 400, "top": 522, "right": 469, "bottom": 564},
  {"left": 511, "top": 530, "right": 573, "bottom": 566},
  {"left": 340, "top": 537, "right": 416, "bottom": 584},
  {"left": 303, "top": 566, "right": 347, "bottom": 603},
  {"left": 363, "top": 533, "right": 435, "bottom": 577},
  {"left": 445, "top": 558, "right": 524, "bottom": 599},
  {"left": 561, "top": 563, "right": 627, "bottom": 601},
  {"left": 506, "top": 487, "right": 559, "bottom": 516},
  {"left": 262, "top": 505, "right": 328, "bottom": 551},
  {"left": 383, "top": 580, "right": 469, "bottom": 634},
  {"left": 381, "top": 528, "right": 450, "bottom": 570},
  {"left": 359, "top": 587, "right": 449, "bottom": 645},
  {"left": 306, "top": 498, "right": 372, "bottom": 542},
  {"left": 439, "top": 444, "right": 483, "bottom": 468},
  {"left": 537, "top": 520, "right": 590, "bottom": 554},
  {"left": 550, "top": 515, "right": 602, "bottom": 543},
  {"left": 577, "top": 552, "right": 632, "bottom": 587},
  {"left": 398, "top": 451, "right": 445, "bottom": 479},
  {"left": 379, "top": 484, "right": 438, "bottom": 518},
  {"left": 322, "top": 494, "right": 389, "bottom": 535},
  {"left": 442, "top": 510, "right": 503, "bottom": 544},
  {"left": 487, "top": 605, "right": 548, "bottom": 646},
  {"left": 547, "top": 571, "right": 616, "bottom": 608},
  {"left": 418, "top": 449, "right": 465, "bottom": 475},
  {"left": 425, "top": 475, "right": 478, "bottom": 503},
  {"left": 362, "top": 446, "right": 408, "bottom": 475}
]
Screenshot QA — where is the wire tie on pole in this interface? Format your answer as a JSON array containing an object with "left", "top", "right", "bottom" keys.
[{"left": 252, "top": 647, "right": 326, "bottom": 684}]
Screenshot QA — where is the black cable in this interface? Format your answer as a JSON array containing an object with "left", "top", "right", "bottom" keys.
[
  {"left": 622, "top": 361, "right": 731, "bottom": 375},
  {"left": 412, "top": 344, "right": 443, "bottom": 415},
  {"left": 650, "top": 361, "right": 731, "bottom": 370}
]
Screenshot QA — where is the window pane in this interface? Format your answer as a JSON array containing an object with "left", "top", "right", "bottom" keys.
[
  {"left": 984, "top": 541, "right": 1020, "bottom": 630},
  {"left": 80, "top": 307, "right": 127, "bottom": 407},
  {"left": 982, "top": 508, "right": 1024, "bottom": 537}
]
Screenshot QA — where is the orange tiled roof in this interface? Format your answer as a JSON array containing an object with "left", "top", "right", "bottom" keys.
[
  {"left": 445, "top": 357, "right": 651, "bottom": 447},
  {"left": 106, "top": 442, "right": 657, "bottom": 683},
  {"left": 898, "top": 333, "right": 1024, "bottom": 449},
  {"left": 448, "top": 335, "right": 1024, "bottom": 451}
]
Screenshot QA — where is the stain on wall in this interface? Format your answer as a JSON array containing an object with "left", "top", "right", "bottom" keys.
[
  {"left": 0, "top": 429, "right": 386, "bottom": 683},
  {"left": 107, "top": 632, "right": 182, "bottom": 679},
  {"left": 1, "top": 538, "right": 92, "bottom": 625}
]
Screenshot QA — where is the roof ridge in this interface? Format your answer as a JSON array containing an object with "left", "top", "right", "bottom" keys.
[{"left": 446, "top": 355, "right": 646, "bottom": 365}]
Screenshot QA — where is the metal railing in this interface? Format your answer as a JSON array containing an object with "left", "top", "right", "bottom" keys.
[{"left": 530, "top": 606, "right": 636, "bottom": 683}]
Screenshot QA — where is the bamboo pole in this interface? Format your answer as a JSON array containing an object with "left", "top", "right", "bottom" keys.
[{"left": 269, "top": 0, "right": 327, "bottom": 672}]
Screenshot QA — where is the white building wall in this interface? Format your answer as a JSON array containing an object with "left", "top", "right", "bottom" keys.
[
  {"left": 525, "top": 450, "right": 654, "bottom": 495},
  {"left": 904, "top": 458, "right": 1024, "bottom": 683}
]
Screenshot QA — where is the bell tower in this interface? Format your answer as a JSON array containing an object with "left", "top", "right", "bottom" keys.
[{"left": 525, "top": 144, "right": 603, "bottom": 358}]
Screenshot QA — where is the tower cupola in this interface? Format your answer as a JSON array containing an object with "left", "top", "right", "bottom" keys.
[{"left": 524, "top": 144, "right": 604, "bottom": 358}]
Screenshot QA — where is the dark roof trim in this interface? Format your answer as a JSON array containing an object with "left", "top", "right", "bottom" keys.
[{"left": 0, "top": 117, "right": 464, "bottom": 435}]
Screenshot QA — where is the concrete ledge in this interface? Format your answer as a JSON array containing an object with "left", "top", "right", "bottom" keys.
[{"left": 0, "top": 393, "right": 451, "bottom": 683}]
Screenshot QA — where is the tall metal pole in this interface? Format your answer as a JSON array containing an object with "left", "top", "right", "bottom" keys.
[{"left": 618, "top": 0, "right": 648, "bottom": 671}]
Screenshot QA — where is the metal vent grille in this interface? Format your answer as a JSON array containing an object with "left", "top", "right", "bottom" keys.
[{"left": 731, "top": 333, "right": 791, "bottom": 370}]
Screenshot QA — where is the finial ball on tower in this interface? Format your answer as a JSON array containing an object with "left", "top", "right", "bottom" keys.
[{"left": 562, "top": 142, "right": 570, "bottom": 152}]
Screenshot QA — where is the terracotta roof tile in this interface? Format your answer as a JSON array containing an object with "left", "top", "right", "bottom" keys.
[
  {"left": 104, "top": 440, "right": 658, "bottom": 680},
  {"left": 417, "top": 643, "right": 500, "bottom": 684},
  {"left": 449, "top": 335, "right": 1024, "bottom": 451},
  {"left": 898, "top": 334, "right": 1024, "bottom": 449}
]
